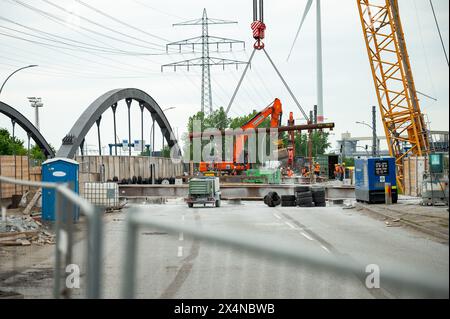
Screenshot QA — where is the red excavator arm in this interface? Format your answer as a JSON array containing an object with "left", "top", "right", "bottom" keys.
[
  {"left": 234, "top": 98, "right": 283, "bottom": 164},
  {"left": 199, "top": 98, "right": 283, "bottom": 173}
]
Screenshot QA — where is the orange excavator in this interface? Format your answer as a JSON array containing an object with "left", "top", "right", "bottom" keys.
[{"left": 199, "top": 98, "right": 283, "bottom": 174}]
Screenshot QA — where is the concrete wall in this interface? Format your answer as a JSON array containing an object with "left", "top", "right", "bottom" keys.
[{"left": 75, "top": 156, "right": 184, "bottom": 182}]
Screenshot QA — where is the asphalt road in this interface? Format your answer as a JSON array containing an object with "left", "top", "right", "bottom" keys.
[{"left": 1, "top": 201, "right": 448, "bottom": 298}]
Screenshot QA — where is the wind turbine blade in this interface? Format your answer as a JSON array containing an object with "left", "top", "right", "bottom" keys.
[{"left": 287, "top": 0, "right": 314, "bottom": 61}]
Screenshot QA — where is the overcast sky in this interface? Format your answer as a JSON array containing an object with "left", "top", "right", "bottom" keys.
[{"left": 0, "top": 0, "right": 448, "bottom": 155}]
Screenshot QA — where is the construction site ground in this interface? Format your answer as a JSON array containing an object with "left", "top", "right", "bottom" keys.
[
  {"left": 356, "top": 197, "right": 449, "bottom": 244},
  {"left": 0, "top": 199, "right": 448, "bottom": 299}
]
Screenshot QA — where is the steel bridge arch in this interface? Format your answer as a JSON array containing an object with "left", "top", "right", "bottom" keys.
[
  {"left": 0, "top": 101, "right": 55, "bottom": 158},
  {"left": 56, "top": 88, "right": 180, "bottom": 159}
]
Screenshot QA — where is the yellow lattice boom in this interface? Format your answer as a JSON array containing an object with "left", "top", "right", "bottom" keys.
[{"left": 357, "top": 0, "right": 430, "bottom": 192}]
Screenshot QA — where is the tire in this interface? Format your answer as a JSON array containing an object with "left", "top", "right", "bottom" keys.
[
  {"left": 282, "top": 200, "right": 296, "bottom": 207},
  {"left": 297, "top": 197, "right": 313, "bottom": 206},
  {"left": 281, "top": 195, "right": 296, "bottom": 202},
  {"left": 281, "top": 195, "right": 296, "bottom": 207},
  {"left": 188, "top": 203, "right": 194, "bottom": 208},
  {"left": 312, "top": 190, "right": 326, "bottom": 202},
  {"left": 295, "top": 186, "right": 310, "bottom": 193},
  {"left": 216, "top": 200, "right": 221, "bottom": 208},
  {"left": 315, "top": 202, "right": 327, "bottom": 207},
  {"left": 265, "top": 192, "right": 281, "bottom": 207},
  {"left": 313, "top": 196, "right": 326, "bottom": 202},
  {"left": 296, "top": 191, "right": 313, "bottom": 199}
]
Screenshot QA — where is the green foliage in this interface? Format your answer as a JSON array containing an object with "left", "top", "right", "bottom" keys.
[
  {"left": 284, "top": 131, "right": 331, "bottom": 158},
  {"left": 0, "top": 128, "right": 55, "bottom": 163},
  {"left": 0, "top": 128, "right": 27, "bottom": 156},
  {"left": 182, "top": 109, "right": 331, "bottom": 162},
  {"left": 30, "top": 144, "right": 46, "bottom": 162},
  {"left": 343, "top": 157, "right": 355, "bottom": 167},
  {"left": 184, "top": 107, "right": 231, "bottom": 160},
  {"left": 162, "top": 145, "right": 171, "bottom": 158}
]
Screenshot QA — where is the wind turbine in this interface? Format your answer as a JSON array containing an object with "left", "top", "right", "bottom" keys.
[{"left": 287, "top": 0, "right": 324, "bottom": 123}]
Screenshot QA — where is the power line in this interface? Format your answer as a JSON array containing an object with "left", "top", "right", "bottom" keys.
[
  {"left": 0, "top": 41, "right": 148, "bottom": 75},
  {"left": 9, "top": 0, "right": 166, "bottom": 52},
  {"left": 0, "top": 31, "right": 161, "bottom": 75},
  {"left": 429, "top": 0, "right": 449, "bottom": 67},
  {"left": 0, "top": 15, "right": 162, "bottom": 56},
  {"left": 74, "top": 0, "right": 170, "bottom": 43},
  {"left": 40, "top": 0, "right": 167, "bottom": 50},
  {"left": 131, "top": 0, "right": 185, "bottom": 20},
  {"left": 4, "top": 0, "right": 168, "bottom": 58},
  {"left": 0, "top": 24, "right": 165, "bottom": 56}
]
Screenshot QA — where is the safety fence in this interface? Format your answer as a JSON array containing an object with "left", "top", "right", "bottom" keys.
[
  {"left": 120, "top": 207, "right": 449, "bottom": 299},
  {"left": 0, "top": 175, "right": 448, "bottom": 299},
  {"left": 0, "top": 175, "right": 102, "bottom": 299}
]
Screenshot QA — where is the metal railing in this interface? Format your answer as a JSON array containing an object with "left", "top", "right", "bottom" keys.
[
  {"left": 0, "top": 175, "right": 102, "bottom": 299},
  {"left": 122, "top": 207, "right": 449, "bottom": 299},
  {"left": 1, "top": 175, "right": 449, "bottom": 299}
]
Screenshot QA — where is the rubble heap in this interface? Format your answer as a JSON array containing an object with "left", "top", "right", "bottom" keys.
[{"left": 0, "top": 216, "right": 55, "bottom": 246}]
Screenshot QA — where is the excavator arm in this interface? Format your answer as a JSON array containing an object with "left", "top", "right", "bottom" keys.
[
  {"left": 234, "top": 98, "right": 283, "bottom": 164},
  {"left": 199, "top": 98, "right": 283, "bottom": 173}
]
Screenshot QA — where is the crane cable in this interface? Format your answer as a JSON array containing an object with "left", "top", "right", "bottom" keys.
[{"left": 429, "top": 0, "right": 449, "bottom": 67}]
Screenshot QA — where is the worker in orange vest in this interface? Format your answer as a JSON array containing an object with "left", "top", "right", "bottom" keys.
[
  {"left": 340, "top": 163, "right": 346, "bottom": 181},
  {"left": 334, "top": 164, "right": 341, "bottom": 180},
  {"left": 314, "top": 162, "right": 321, "bottom": 177},
  {"left": 287, "top": 167, "right": 294, "bottom": 177},
  {"left": 301, "top": 166, "right": 309, "bottom": 177}
]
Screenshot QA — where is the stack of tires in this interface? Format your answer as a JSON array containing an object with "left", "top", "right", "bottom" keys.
[
  {"left": 311, "top": 187, "right": 326, "bottom": 207},
  {"left": 264, "top": 192, "right": 281, "bottom": 207},
  {"left": 295, "top": 186, "right": 314, "bottom": 207},
  {"left": 281, "top": 195, "right": 297, "bottom": 207}
]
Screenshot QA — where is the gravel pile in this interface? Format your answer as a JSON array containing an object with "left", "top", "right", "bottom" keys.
[{"left": 0, "top": 216, "right": 55, "bottom": 246}]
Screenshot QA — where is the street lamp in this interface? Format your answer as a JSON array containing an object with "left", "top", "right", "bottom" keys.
[
  {"left": 356, "top": 120, "right": 379, "bottom": 157},
  {"left": 0, "top": 65, "right": 38, "bottom": 96},
  {"left": 28, "top": 97, "right": 44, "bottom": 131}
]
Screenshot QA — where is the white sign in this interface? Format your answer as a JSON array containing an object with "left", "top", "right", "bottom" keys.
[
  {"left": 122, "top": 140, "right": 129, "bottom": 151},
  {"left": 53, "top": 171, "right": 67, "bottom": 177},
  {"left": 134, "top": 140, "right": 145, "bottom": 152}
]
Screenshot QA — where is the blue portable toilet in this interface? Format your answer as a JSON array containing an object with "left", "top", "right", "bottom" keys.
[
  {"left": 355, "top": 157, "right": 398, "bottom": 204},
  {"left": 42, "top": 158, "right": 79, "bottom": 221}
]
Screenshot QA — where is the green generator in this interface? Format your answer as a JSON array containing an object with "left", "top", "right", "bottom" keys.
[
  {"left": 187, "top": 177, "right": 221, "bottom": 208},
  {"left": 244, "top": 168, "right": 281, "bottom": 184}
]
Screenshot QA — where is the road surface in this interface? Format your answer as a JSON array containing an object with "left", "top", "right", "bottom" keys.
[{"left": 1, "top": 201, "right": 448, "bottom": 298}]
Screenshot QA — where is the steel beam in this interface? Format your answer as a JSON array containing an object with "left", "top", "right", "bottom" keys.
[
  {"left": 56, "top": 89, "right": 180, "bottom": 159},
  {"left": 189, "top": 122, "right": 335, "bottom": 139}
]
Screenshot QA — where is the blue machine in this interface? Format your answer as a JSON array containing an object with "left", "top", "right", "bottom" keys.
[
  {"left": 355, "top": 157, "right": 398, "bottom": 204},
  {"left": 42, "top": 158, "right": 79, "bottom": 221}
]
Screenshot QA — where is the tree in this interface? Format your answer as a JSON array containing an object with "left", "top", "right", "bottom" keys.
[
  {"left": 184, "top": 108, "right": 231, "bottom": 161},
  {"left": 161, "top": 145, "right": 171, "bottom": 158},
  {"left": 287, "top": 131, "right": 331, "bottom": 158},
  {"left": 0, "top": 128, "right": 27, "bottom": 156}
]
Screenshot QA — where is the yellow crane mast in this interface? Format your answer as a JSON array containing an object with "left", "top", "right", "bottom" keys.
[{"left": 357, "top": 0, "right": 430, "bottom": 192}]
